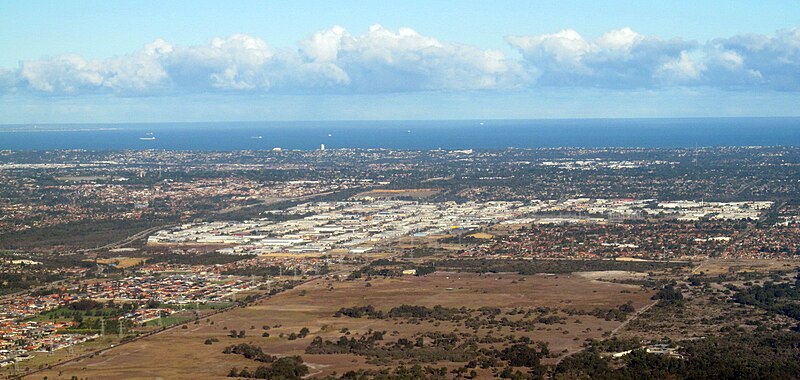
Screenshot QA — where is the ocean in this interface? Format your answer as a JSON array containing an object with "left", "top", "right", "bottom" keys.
[{"left": 0, "top": 118, "right": 799, "bottom": 150}]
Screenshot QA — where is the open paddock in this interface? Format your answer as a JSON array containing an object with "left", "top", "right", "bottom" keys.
[{"left": 34, "top": 272, "right": 653, "bottom": 379}]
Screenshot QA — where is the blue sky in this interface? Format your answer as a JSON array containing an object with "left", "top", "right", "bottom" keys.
[{"left": 2, "top": 1, "right": 800, "bottom": 123}]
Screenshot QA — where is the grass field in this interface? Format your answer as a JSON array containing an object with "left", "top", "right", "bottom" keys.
[
  {"left": 144, "top": 315, "right": 193, "bottom": 327},
  {"left": 693, "top": 258, "right": 800, "bottom": 275},
  {"left": 32, "top": 272, "right": 653, "bottom": 379},
  {"left": 27, "top": 308, "right": 120, "bottom": 323},
  {"left": 94, "top": 257, "right": 147, "bottom": 268}
]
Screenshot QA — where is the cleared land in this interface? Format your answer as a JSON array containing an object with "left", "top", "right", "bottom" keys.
[
  {"left": 34, "top": 272, "right": 653, "bottom": 379},
  {"left": 692, "top": 258, "right": 800, "bottom": 275},
  {"left": 93, "top": 257, "right": 147, "bottom": 268}
]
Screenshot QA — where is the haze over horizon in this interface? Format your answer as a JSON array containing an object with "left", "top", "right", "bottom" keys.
[{"left": 2, "top": 1, "right": 800, "bottom": 123}]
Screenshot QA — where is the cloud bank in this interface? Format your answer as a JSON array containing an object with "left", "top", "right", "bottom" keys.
[{"left": 3, "top": 25, "right": 800, "bottom": 96}]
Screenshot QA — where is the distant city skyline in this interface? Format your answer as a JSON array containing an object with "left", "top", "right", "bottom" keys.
[{"left": 1, "top": 1, "right": 799, "bottom": 123}]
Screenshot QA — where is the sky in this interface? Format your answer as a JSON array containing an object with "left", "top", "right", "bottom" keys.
[{"left": 1, "top": 1, "right": 800, "bottom": 123}]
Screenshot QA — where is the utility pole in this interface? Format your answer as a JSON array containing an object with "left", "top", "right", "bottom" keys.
[
  {"left": 119, "top": 319, "right": 124, "bottom": 338},
  {"left": 100, "top": 318, "right": 106, "bottom": 336}
]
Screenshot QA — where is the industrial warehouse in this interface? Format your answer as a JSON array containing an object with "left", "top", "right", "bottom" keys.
[{"left": 147, "top": 198, "right": 772, "bottom": 255}]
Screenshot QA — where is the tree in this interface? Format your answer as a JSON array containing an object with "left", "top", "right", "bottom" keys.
[{"left": 299, "top": 327, "right": 310, "bottom": 338}]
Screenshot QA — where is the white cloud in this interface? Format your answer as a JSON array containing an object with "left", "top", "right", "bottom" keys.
[
  {"left": 507, "top": 27, "right": 697, "bottom": 87},
  {"left": 102, "top": 40, "right": 171, "bottom": 91},
  {"left": 169, "top": 34, "right": 276, "bottom": 90},
  {"left": 705, "top": 27, "right": 800, "bottom": 90},
  {"left": 506, "top": 26, "right": 800, "bottom": 90},
  {"left": 4, "top": 26, "right": 800, "bottom": 96},
  {"left": 301, "top": 24, "right": 527, "bottom": 91},
  {"left": 13, "top": 34, "right": 348, "bottom": 95},
  {"left": 657, "top": 51, "right": 705, "bottom": 82},
  {"left": 9, "top": 26, "right": 523, "bottom": 95},
  {"left": 596, "top": 27, "right": 645, "bottom": 52},
  {"left": 300, "top": 25, "right": 349, "bottom": 63},
  {"left": 21, "top": 54, "right": 104, "bottom": 93},
  {"left": 506, "top": 29, "right": 593, "bottom": 72}
]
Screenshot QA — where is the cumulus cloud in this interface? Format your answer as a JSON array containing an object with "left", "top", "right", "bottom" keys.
[
  {"left": 507, "top": 26, "right": 800, "bottom": 90},
  {"left": 300, "top": 24, "right": 527, "bottom": 91},
  {"left": 6, "top": 25, "right": 523, "bottom": 96},
  {"left": 656, "top": 52, "right": 706, "bottom": 83},
  {"left": 704, "top": 28, "right": 800, "bottom": 90},
  {"left": 3, "top": 25, "right": 800, "bottom": 96},
  {"left": 21, "top": 55, "right": 104, "bottom": 93},
  {"left": 18, "top": 39, "right": 172, "bottom": 95},
  {"left": 15, "top": 34, "right": 349, "bottom": 95},
  {"left": 507, "top": 27, "right": 699, "bottom": 87}
]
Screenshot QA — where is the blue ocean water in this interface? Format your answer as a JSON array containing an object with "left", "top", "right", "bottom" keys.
[{"left": 0, "top": 118, "right": 799, "bottom": 150}]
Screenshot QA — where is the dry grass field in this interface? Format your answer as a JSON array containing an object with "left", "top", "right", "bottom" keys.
[
  {"left": 93, "top": 257, "right": 147, "bottom": 268},
  {"left": 33, "top": 272, "right": 653, "bottom": 380},
  {"left": 693, "top": 258, "right": 800, "bottom": 275},
  {"left": 467, "top": 232, "right": 494, "bottom": 240},
  {"left": 619, "top": 258, "right": 800, "bottom": 342}
]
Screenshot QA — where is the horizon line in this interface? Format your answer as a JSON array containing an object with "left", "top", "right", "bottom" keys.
[{"left": 3, "top": 115, "right": 800, "bottom": 127}]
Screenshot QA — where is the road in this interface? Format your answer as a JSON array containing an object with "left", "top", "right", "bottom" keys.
[
  {"left": 78, "top": 224, "right": 170, "bottom": 253},
  {"left": 17, "top": 246, "right": 389, "bottom": 379},
  {"left": 17, "top": 274, "right": 320, "bottom": 380},
  {"left": 608, "top": 299, "right": 658, "bottom": 337},
  {"left": 552, "top": 258, "right": 712, "bottom": 366},
  {"left": 552, "top": 297, "right": 659, "bottom": 366}
]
